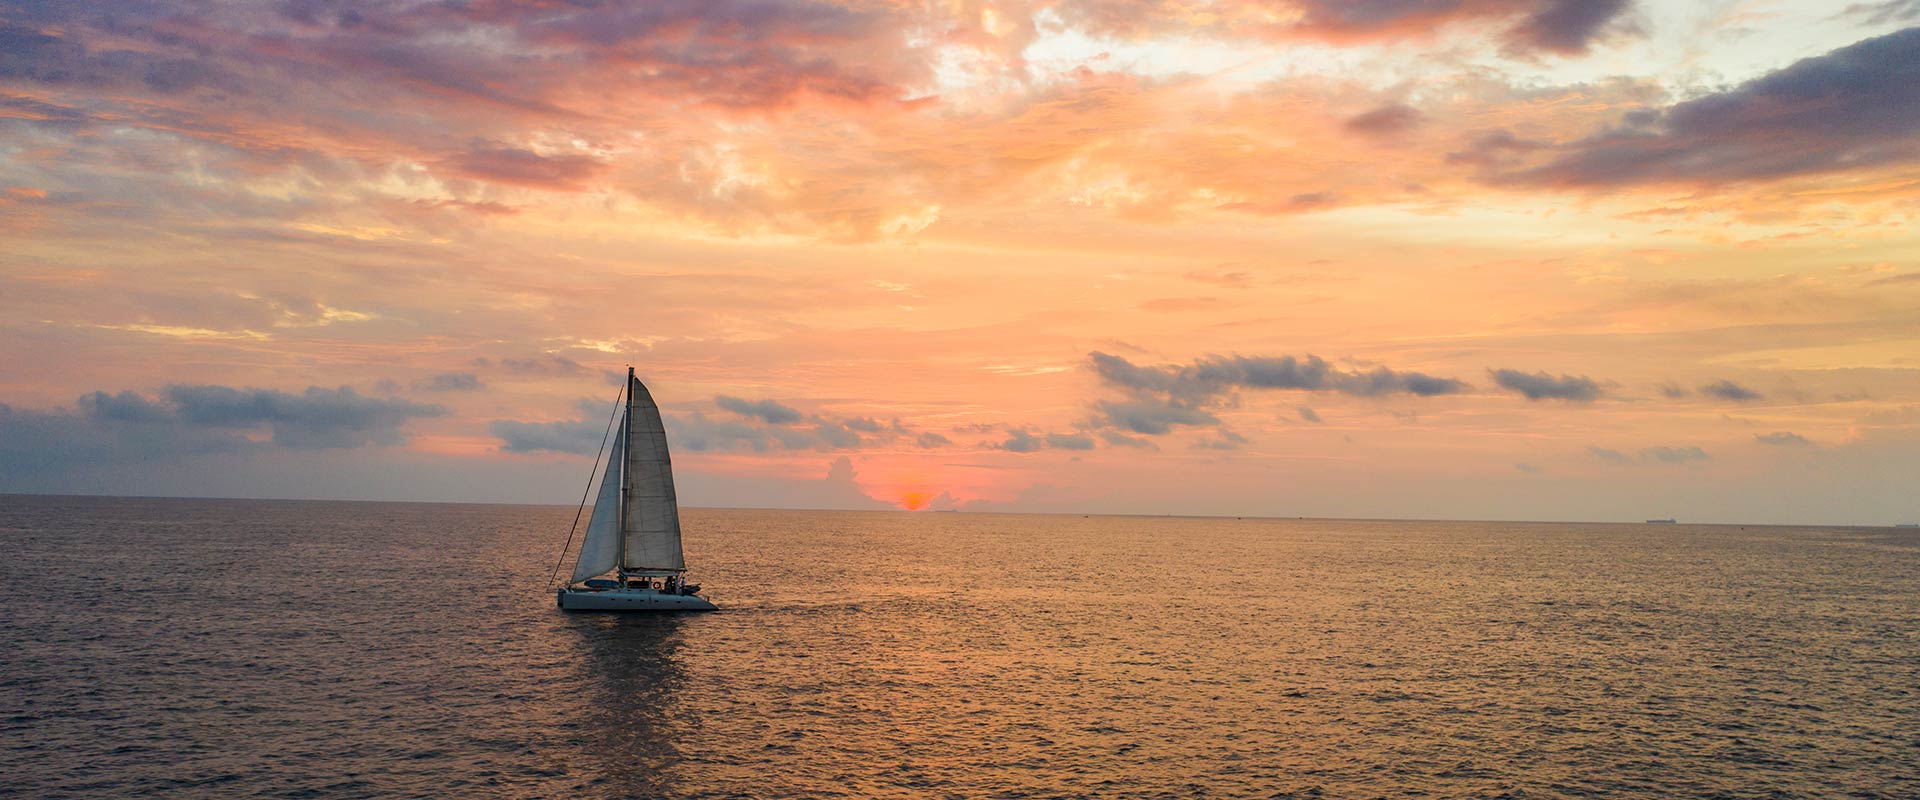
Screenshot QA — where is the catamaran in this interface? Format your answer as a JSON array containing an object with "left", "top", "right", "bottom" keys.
[{"left": 556, "top": 368, "right": 717, "bottom": 612}]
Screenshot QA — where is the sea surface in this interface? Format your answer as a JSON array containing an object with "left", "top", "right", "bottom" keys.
[{"left": 2, "top": 495, "right": 1916, "bottom": 799}]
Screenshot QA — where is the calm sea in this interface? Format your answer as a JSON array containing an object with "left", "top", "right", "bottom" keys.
[{"left": 2, "top": 495, "right": 1916, "bottom": 798}]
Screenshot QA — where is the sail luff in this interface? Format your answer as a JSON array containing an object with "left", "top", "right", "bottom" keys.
[
  {"left": 621, "top": 371, "right": 686, "bottom": 571},
  {"left": 618, "top": 387, "right": 630, "bottom": 568},
  {"left": 569, "top": 411, "right": 626, "bottom": 583}
]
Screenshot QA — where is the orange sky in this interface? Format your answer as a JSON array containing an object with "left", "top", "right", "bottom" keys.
[{"left": 2, "top": 1, "right": 1917, "bottom": 523}]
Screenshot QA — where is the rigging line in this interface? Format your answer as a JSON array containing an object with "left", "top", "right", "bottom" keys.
[{"left": 547, "top": 380, "right": 627, "bottom": 591}]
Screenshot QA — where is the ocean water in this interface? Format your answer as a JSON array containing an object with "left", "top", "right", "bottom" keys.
[{"left": 2, "top": 496, "right": 1916, "bottom": 799}]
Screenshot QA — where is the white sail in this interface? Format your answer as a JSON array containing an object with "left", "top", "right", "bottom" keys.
[
  {"left": 569, "top": 414, "right": 626, "bottom": 583},
  {"left": 622, "top": 374, "right": 686, "bottom": 571}
]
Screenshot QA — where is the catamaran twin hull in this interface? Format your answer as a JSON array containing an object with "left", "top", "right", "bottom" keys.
[{"left": 557, "top": 587, "right": 717, "bottom": 612}]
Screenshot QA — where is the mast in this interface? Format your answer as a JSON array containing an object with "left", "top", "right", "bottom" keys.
[{"left": 618, "top": 367, "right": 635, "bottom": 573}]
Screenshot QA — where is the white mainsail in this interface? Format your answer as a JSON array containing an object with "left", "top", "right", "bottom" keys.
[
  {"left": 622, "top": 374, "right": 686, "bottom": 571},
  {"left": 569, "top": 414, "right": 626, "bottom": 583}
]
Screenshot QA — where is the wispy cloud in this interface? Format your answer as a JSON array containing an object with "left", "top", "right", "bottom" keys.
[
  {"left": 482, "top": 355, "right": 590, "bottom": 377},
  {"left": 1640, "top": 446, "right": 1710, "bottom": 464},
  {"left": 1755, "top": 431, "right": 1813, "bottom": 447},
  {"left": 416, "top": 372, "right": 484, "bottom": 392},
  {"left": 1700, "top": 380, "right": 1764, "bottom": 402},
  {"left": 715, "top": 395, "right": 803, "bottom": 425}
]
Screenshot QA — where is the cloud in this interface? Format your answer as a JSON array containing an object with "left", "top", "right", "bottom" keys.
[
  {"left": 1591, "top": 444, "right": 1711, "bottom": 464},
  {"left": 841, "top": 416, "right": 886, "bottom": 433},
  {"left": 492, "top": 418, "right": 607, "bottom": 455},
  {"left": 1491, "top": 368, "right": 1603, "bottom": 402},
  {"left": 1298, "top": 406, "right": 1323, "bottom": 423},
  {"left": 1843, "top": 1, "right": 1920, "bottom": 25},
  {"left": 986, "top": 426, "right": 1101, "bottom": 453},
  {"left": 1507, "top": 27, "right": 1920, "bottom": 187},
  {"left": 1091, "top": 397, "right": 1222, "bottom": 435},
  {"left": 5, "top": 384, "right": 445, "bottom": 470},
  {"left": 416, "top": 372, "right": 483, "bottom": 392},
  {"left": 159, "top": 385, "right": 446, "bottom": 448},
  {"left": 496, "top": 399, "right": 896, "bottom": 456},
  {"left": 30, "top": 397, "right": 244, "bottom": 451},
  {"left": 1588, "top": 446, "right": 1632, "bottom": 464},
  {"left": 816, "top": 457, "right": 895, "bottom": 510},
  {"left": 1866, "top": 272, "right": 1920, "bottom": 287},
  {"left": 1699, "top": 380, "right": 1764, "bottom": 402},
  {"left": 1446, "top": 130, "right": 1548, "bottom": 168},
  {"left": 680, "top": 455, "right": 895, "bottom": 511},
  {"left": 1343, "top": 103, "right": 1422, "bottom": 137},
  {"left": 669, "top": 410, "right": 858, "bottom": 453},
  {"left": 1640, "top": 446, "right": 1710, "bottom": 464},
  {"left": 1184, "top": 268, "right": 1254, "bottom": 289},
  {"left": 1657, "top": 382, "right": 1688, "bottom": 399},
  {"left": 1099, "top": 430, "right": 1159, "bottom": 450},
  {"left": 0, "top": 22, "right": 235, "bottom": 95},
  {"left": 1194, "top": 430, "right": 1251, "bottom": 450},
  {"left": 811, "top": 419, "right": 863, "bottom": 449},
  {"left": 1515, "top": 462, "right": 1543, "bottom": 474},
  {"left": 1045, "top": 432, "right": 1097, "bottom": 450},
  {"left": 499, "top": 395, "right": 956, "bottom": 455},
  {"left": 484, "top": 355, "right": 590, "bottom": 377},
  {"left": 0, "top": 400, "right": 250, "bottom": 491},
  {"left": 1755, "top": 431, "right": 1813, "bottom": 447},
  {"left": 1504, "top": 0, "right": 1636, "bottom": 55},
  {"left": 0, "top": 0, "right": 943, "bottom": 244},
  {"left": 714, "top": 395, "right": 803, "bottom": 424},
  {"left": 920, "top": 490, "right": 961, "bottom": 511},
  {"left": 1085, "top": 350, "right": 1466, "bottom": 440},
  {"left": 1861, "top": 405, "right": 1920, "bottom": 425},
  {"left": 78, "top": 390, "right": 173, "bottom": 423},
  {"left": 1090, "top": 351, "right": 1469, "bottom": 403},
  {"left": 444, "top": 146, "right": 609, "bottom": 192},
  {"left": 664, "top": 410, "right": 783, "bottom": 453},
  {"left": 1286, "top": 0, "right": 1635, "bottom": 55},
  {"left": 999, "top": 429, "right": 1042, "bottom": 453},
  {"left": 498, "top": 391, "right": 877, "bottom": 456}
]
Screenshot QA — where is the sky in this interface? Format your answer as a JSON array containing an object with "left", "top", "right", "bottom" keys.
[{"left": 2, "top": 0, "right": 1918, "bottom": 524}]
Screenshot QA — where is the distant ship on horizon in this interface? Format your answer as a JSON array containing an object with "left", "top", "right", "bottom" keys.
[{"left": 1646, "top": 518, "right": 1677, "bottom": 524}]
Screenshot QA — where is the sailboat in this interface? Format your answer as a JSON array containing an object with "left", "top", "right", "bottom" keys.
[{"left": 556, "top": 368, "right": 717, "bottom": 612}]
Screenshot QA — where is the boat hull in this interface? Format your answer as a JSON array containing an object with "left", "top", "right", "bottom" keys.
[{"left": 557, "top": 587, "right": 717, "bottom": 612}]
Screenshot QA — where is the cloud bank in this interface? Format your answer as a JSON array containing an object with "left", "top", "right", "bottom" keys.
[{"left": 1509, "top": 27, "right": 1920, "bottom": 187}]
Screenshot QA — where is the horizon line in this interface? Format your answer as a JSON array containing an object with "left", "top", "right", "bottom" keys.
[{"left": 4, "top": 491, "right": 1911, "bottom": 530}]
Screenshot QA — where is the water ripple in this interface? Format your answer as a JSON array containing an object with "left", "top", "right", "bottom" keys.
[{"left": 2, "top": 497, "right": 1916, "bottom": 798}]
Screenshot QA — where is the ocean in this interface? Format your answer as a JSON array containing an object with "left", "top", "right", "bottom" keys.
[{"left": 2, "top": 495, "right": 1916, "bottom": 798}]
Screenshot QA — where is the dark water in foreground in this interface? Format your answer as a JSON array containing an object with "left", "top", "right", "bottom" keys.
[{"left": 2, "top": 496, "right": 1917, "bottom": 799}]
